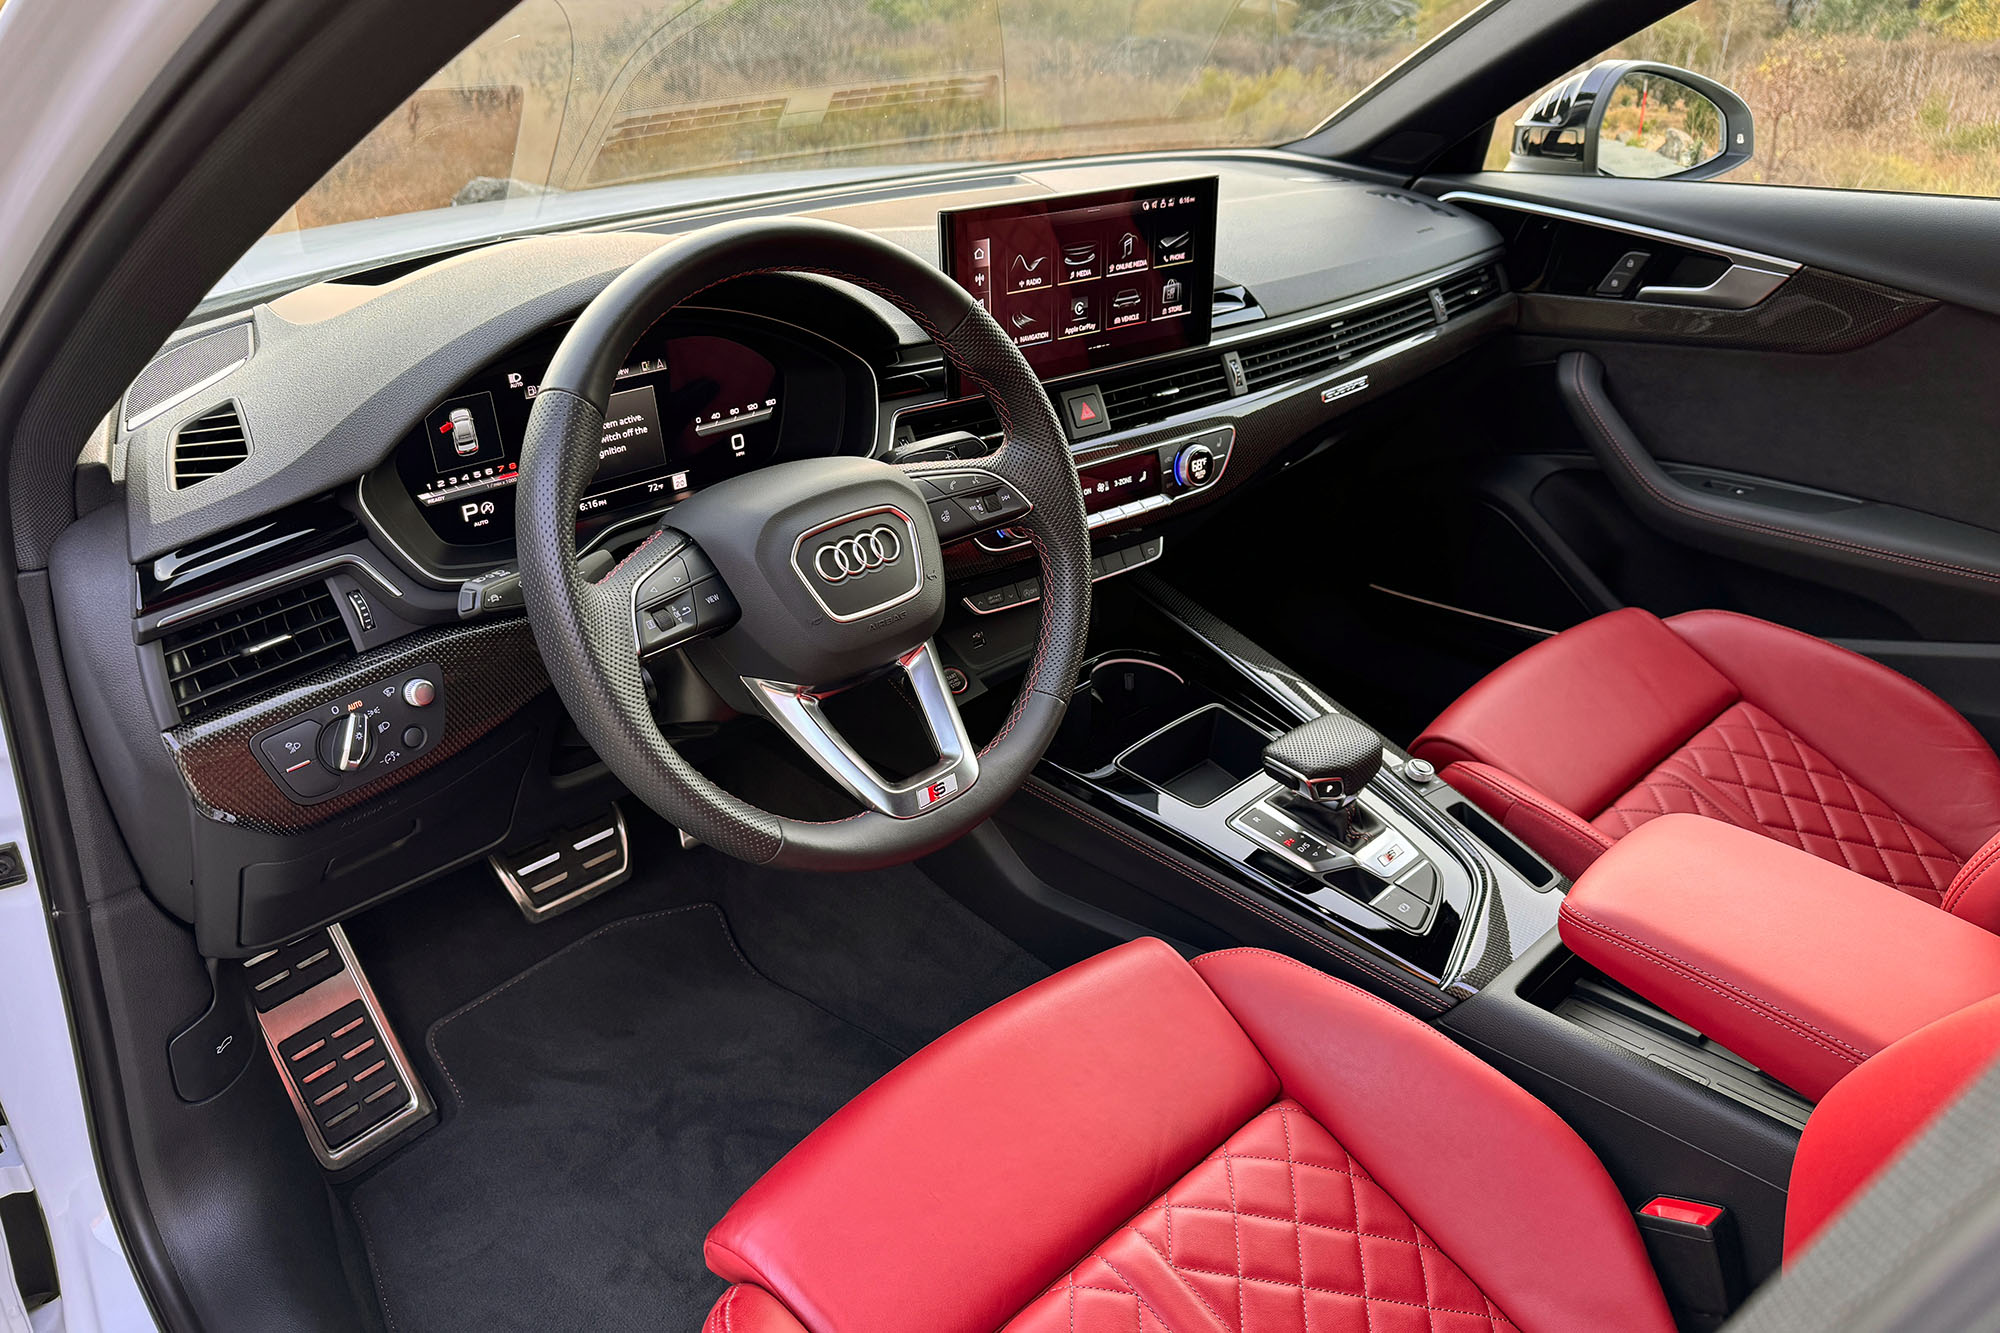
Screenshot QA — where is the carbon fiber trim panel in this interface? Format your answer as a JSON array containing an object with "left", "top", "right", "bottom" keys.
[
  {"left": 164, "top": 617, "right": 546, "bottom": 833},
  {"left": 1519, "top": 267, "right": 1934, "bottom": 352}
]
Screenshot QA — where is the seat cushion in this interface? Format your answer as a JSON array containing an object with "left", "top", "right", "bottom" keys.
[
  {"left": 703, "top": 939, "right": 1673, "bottom": 1333},
  {"left": 1411, "top": 608, "right": 2000, "bottom": 926}
]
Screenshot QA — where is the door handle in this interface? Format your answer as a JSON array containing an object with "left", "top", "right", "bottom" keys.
[{"left": 1636, "top": 262, "right": 1788, "bottom": 310}]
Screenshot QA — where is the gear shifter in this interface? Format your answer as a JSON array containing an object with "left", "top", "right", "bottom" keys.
[{"left": 1262, "top": 713, "right": 1384, "bottom": 847}]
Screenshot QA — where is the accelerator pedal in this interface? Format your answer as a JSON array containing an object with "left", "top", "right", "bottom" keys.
[
  {"left": 248, "top": 925, "right": 432, "bottom": 1170},
  {"left": 491, "top": 804, "right": 632, "bottom": 922}
]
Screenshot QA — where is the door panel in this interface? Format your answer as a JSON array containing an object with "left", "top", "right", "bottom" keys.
[{"left": 1397, "top": 174, "right": 2000, "bottom": 734}]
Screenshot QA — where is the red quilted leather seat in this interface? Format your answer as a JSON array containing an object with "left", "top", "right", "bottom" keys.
[
  {"left": 1410, "top": 608, "right": 2000, "bottom": 929},
  {"left": 700, "top": 938, "right": 2000, "bottom": 1331},
  {"left": 701, "top": 938, "right": 1676, "bottom": 1332}
]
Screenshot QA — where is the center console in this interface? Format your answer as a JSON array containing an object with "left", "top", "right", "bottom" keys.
[{"left": 1009, "top": 581, "right": 1565, "bottom": 1000}]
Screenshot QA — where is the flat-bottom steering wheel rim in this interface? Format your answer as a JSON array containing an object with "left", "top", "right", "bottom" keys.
[{"left": 515, "top": 217, "right": 1091, "bottom": 871}]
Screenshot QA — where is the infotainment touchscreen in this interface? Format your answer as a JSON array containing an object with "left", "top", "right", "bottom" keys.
[{"left": 938, "top": 177, "right": 1218, "bottom": 381}]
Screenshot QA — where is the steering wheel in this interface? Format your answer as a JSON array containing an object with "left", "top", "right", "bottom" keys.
[{"left": 516, "top": 218, "right": 1090, "bottom": 870}]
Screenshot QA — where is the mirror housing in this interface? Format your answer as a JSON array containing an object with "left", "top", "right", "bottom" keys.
[{"left": 1508, "top": 60, "right": 1753, "bottom": 181}]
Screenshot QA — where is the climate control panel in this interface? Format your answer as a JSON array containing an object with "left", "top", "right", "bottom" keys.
[{"left": 249, "top": 662, "right": 447, "bottom": 804}]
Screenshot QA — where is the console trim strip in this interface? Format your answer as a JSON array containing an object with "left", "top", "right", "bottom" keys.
[{"left": 152, "top": 553, "right": 405, "bottom": 629}]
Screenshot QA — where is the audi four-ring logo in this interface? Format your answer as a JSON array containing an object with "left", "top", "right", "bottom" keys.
[{"left": 813, "top": 526, "right": 902, "bottom": 582}]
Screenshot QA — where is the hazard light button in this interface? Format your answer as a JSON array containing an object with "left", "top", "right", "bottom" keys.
[{"left": 1058, "top": 385, "right": 1110, "bottom": 441}]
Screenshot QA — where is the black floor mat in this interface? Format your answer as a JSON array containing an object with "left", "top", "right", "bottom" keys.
[{"left": 347, "top": 904, "right": 901, "bottom": 1332}]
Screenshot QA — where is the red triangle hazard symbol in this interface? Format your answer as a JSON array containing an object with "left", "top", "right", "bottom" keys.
[{"left": 1076, "top": 401, "right": 1097, "bottom": 423}]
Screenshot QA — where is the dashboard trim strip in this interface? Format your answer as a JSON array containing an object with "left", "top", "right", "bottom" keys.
[
  {"left": 1434, "top": 191, "right": 1802, "bottom": 274},
  {"left": 152, "top": 553, "right": 405, "bottom": 629}
]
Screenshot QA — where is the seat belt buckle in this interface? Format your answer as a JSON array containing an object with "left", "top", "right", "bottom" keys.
[{"left": 1634, "top": 1197, "right": 1745, "bottom": 1330}]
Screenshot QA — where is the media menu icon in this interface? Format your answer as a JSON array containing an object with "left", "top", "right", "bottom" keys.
[{"left": 1058, "top": 238, "right": 1101, "bottom": 284}]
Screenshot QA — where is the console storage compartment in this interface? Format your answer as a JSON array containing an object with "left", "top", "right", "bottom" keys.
[
  {"left": 1558, "top": 814, "right": 2000, "bottom": 1100},
  {"left": 1116, "top": 703, "right": 1267, "bottom": 805}
]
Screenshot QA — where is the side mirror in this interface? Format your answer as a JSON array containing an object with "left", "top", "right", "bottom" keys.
[{"left": 1508, "top": 60, "right": 1753, "bottom": 182}]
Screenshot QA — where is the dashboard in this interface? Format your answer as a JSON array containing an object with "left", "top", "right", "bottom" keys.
[{"left": 61, "top": 153, "right": 1512, "bottom": 955}]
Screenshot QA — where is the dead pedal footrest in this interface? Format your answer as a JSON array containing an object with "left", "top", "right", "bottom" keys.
[
  {"left": 250, "top": 924, "right": 431, "bottom": 1169},
  {"left": 491, "top": 804, "right": 632, "bottom": 921}
]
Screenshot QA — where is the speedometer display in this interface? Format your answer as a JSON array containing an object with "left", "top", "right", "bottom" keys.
[{"left": 397, "top": 329, "right": 783, "bottom": 545}]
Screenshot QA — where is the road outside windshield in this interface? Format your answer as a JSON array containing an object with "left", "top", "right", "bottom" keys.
[{"left": 271, "top": 0, "right": 1482, "bottom": 234}]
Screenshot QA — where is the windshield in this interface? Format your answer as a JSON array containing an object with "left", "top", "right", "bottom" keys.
[{"left": 268, "top": 0, "right": 1483, "bottom": 240}]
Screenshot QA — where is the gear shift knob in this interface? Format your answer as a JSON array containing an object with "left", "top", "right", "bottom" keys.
[{"left": 1262, "top": 713, "right": 1383, "bottom": 808}]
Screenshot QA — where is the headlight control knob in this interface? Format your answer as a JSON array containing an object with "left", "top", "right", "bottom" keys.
[
  {"left": 1174, "top": 441, "right": 1217, "bottom": 489},
  {"left": 317, "top": 710, "right": 371, "bottom": 773}
]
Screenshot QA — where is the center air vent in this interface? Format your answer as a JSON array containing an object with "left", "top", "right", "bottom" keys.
[
  {"left": 170, "top": 402, "right": 251, "bottom": 489},
  {"left": 1238, "top": 293, "right": 1439, "bottom": 393},
  {"left": 161, "top": 581, "right": 355, "bottom": 723},
  {"left": 1100, "top": 358, "right": 1232, "bottom": 430}
]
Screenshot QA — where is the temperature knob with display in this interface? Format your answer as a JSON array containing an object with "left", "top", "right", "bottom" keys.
[{"left": 1173, "top": 441, "right": 1217, "bottom": 488}]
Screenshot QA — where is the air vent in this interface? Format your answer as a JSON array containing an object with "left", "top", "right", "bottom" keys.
[
  {"left": 1238, "top": 293, "right": 1438, "bottom": 393},
  {"left": 1101, "top": 357, "right": 1232, "bottom": 430},
  {"left": 1437, "top": 264, "right": 1504, "bottom": 319},
  {"left": 170, "top": 402, "right": 251, "bottom": 489},
  {"left": 160, "top": 581, "right": 355, "bottom": 723},
  {"left": 892, "top": 396, "right": 1002, "bottom": 454}
]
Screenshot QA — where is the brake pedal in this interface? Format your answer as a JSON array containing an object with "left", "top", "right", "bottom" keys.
[
  {"left": 247, "top": 924, "right": 432, "bottom": 1170},
  {"left": 491, "top": 804, "right": 633, "bottom": 921}
]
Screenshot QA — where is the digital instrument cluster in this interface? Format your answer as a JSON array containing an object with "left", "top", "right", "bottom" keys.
[{"left": 395, "top": 330, "right": 784, "bottom": 546}]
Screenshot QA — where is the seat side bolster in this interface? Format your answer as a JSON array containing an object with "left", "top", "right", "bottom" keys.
[
  {"left": 1411, "top": 607, "right": 1737, "bottom": 817},
  {"left": 703, "top": 1285, "right": 813, "bottom": 1333},
  {"left": 1190, "top": 947, "right": 1675, "bottom": 1333},
  {"left": 1437, "top": 760, "right": 1613, "bottom": 880}
]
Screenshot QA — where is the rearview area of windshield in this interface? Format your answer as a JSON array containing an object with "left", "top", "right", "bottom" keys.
[{"left": 271, "top": 0, "right": 1484, "bottom": 236}]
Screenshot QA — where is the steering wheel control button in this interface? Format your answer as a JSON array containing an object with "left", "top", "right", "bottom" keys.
[
  {"left": 259, "top": 720, "right": 339, "bottom": 798},
  {"left": 457, "top": 566, "right": 521, "bottom": 618},
  {"left": 401, "top": 678, "right": 437, "bottom": 708},
  {"left": 635, "top": 555, "right": 692, "bottom": 605},
  {"left": 791, "top": 506, "right": 924, "bottom": 622},
  {"left": 1058, "top": 385, "right": 1111, "bottom": 441},
  {"left": 691, "top": 579, "right": 740, "bottom": 630}
]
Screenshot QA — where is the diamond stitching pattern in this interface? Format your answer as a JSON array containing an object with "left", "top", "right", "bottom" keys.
[
  {"left": 1005, "top": 1102, "right": 1518, "bottom": 1333},
  {"left": 1593, "top": 702, "right": 1961, "bottom": 901}
]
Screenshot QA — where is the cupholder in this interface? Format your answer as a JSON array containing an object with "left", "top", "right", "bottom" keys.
[{"left": 1116, "top": 703, "right": 1270, "bottom": 806}]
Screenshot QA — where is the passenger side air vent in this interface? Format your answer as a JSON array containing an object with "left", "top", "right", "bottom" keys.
[
  {"left": 1238, "top": 292, "right": 1438, "bottom": 393},
  {"left": 170, "top": 402, "right": 251, "bottom": 489},
  {"left": 1437, "top": 264, "right": 1504, "bottom": 319},
  {"left": 1100, "top": 357, "right": 1232, "bottom": 430},
  {"left": 160, "top": 581, "right": 355, "bottom": 723}
]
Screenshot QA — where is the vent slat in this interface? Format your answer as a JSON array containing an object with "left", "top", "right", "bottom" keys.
[
  {"left": 1100, "top": 359, "right": 1231, "bottom": 430},
  {"left": 171, "top": 402, "right": 249, "bottom": 489},
  {"left": 1239, "top": 293, "right": 1436, "bottom": 392},
  {"left": 160, "top": 582, "right": 355, "bottom": 723}
]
